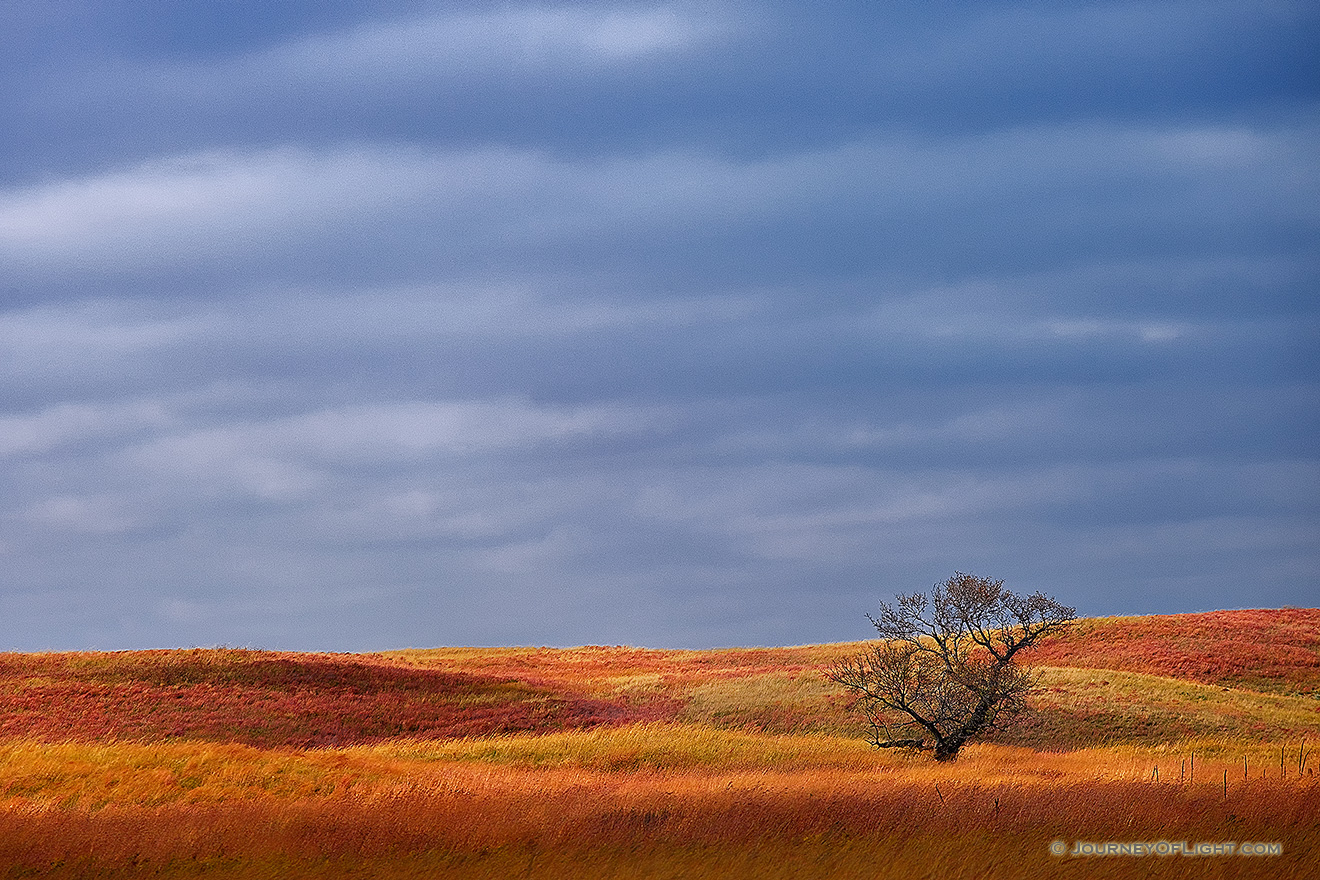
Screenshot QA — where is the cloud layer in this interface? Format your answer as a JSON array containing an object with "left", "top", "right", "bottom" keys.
[{"left": 1, "top": 1, "right": 1317, "bottom": 650}]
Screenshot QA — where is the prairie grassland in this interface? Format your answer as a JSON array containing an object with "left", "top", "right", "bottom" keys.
[
  {"left": 1, "top": 610, "right": 1317, "bottom": 878},
  {"left": 994, "top": 666, "right": 1320, "bottom": 749},
  {"left": 1, "top": 735, "right": 1316, "bottom": 879}
]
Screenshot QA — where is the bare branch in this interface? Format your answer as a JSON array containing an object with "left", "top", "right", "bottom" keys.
[{"left": 829, "top": 572, "right": 1075, "bottom": 762}]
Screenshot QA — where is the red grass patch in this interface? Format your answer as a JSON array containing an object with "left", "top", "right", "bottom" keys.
[
  {"left": 1026, "top": 609, "right": 1320, "bottom": 694},
  {"left": 0, "top": 650, "right": 672, "bottom": 748}
]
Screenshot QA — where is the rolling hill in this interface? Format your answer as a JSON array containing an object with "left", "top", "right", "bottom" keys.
[{"left": 1, "top": 609, "right": 1316, "bottom": 878}]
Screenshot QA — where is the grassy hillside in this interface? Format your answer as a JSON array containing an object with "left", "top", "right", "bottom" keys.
[{"left": 1, "top": 609, "right": 1317, "bottom": 878}]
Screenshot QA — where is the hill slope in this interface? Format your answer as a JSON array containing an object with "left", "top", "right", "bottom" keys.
[{"left": 1, "top": 609, "right": 1316, "bottom": 750}]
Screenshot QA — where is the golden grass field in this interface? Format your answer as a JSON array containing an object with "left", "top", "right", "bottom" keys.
[{"left": 1, "top": 608, "right": 1317, "bottom": 878}]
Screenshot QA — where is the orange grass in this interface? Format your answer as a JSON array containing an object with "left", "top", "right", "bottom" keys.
[
  {"left": 1, "top": 609, "right": 1317, "bottom": 878},
  {"left": 1, "top": 753, "right": 1315, "bottom": 879}
]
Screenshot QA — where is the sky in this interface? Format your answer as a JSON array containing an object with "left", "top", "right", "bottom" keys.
[{"left": 1, "top": 1, "right": 1317, "bottom": 651}]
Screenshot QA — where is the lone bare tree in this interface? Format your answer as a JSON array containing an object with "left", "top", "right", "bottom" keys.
[{"left": 828, "top": 572, "right": 1075, "bottom": 761}]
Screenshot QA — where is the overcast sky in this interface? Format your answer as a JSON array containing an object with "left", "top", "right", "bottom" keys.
[{"left": 1, "top": 1, "right": 1317, "bottom": 651}]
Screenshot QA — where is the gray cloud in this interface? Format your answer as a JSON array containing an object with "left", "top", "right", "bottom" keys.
[
  {"left": 1, "top": 1, "right": 1315, "bottom": 650},
  {"left": 4, "top": 115, "right": 1315, "bottom": 301}
]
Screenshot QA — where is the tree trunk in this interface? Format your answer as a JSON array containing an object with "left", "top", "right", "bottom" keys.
[{"left": 934, "top": 739, "right": 962, "bottom": 761}]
